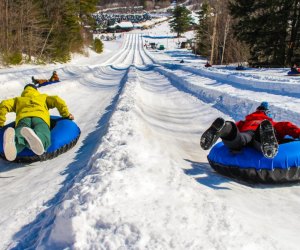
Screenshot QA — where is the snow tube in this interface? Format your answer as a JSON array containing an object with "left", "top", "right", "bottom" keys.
[
  {"left": 287, "top": 71, "right": 300, "bottom": 76},
  {"left": 236, "top": 66, "right": 246, "bottom": 70},
  {"left": 208, "top": 141, "right": 300, "bottom": 183},
  {"left": 36, "top": 80, "right": 60, "bottom": 87},
  {"left": 0, "top": 116, "right": 80, "bottom": 163}
]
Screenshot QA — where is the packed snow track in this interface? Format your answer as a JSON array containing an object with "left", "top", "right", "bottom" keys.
[{"left": 0, "top": 33, "right": 300, "bottom": 250}]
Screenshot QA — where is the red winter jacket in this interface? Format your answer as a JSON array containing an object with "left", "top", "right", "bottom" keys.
[{"left": 236, "top": 110, "right": 300, "bottom": 142}]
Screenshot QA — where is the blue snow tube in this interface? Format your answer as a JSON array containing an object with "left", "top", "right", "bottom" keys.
[
  {"left": 236, "top": 66, "right": 246, "bottom": 70},
  {"left": 36, "top": 80, "right": 60, "bottom": 87},
  {"left": 0, "top": 116, "right": 80, "bottom": 163},
  {"left": 208, "top": 141, "right": 300, "bottom": 183},
  {"left": 287, "top": 71, "right": 300, "bottom": 76}
]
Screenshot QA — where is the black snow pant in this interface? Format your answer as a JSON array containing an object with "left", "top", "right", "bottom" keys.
[{"left": 220, "top": 122, "right": 260, "bottom": 152}]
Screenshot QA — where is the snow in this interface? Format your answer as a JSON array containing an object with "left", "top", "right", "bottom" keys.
[{"left": 1, "top": 21, "right": 300, "bottom": 250}]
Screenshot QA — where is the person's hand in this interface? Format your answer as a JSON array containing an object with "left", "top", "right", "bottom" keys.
[{"left": 68, "top": 113, "right": 74, "bottom": 120}]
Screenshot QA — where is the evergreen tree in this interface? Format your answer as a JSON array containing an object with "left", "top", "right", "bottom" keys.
[
  {"left": 195, "top": 1, "right": 211, "bottom": 57},
  {"left": 79, "top": 0, "right": 98, "bottom": 30},
  {"left": 229, "top": 0, "right": 300, "bottom": 67},
  {"left": 38, "top": 0, "right": 82, "bottom": 62},
  {"left": 169, "top": 5, "right": 192, "bottom": 37},
  {"left": 94, "top": 38, "right": 104, "bottom": 53}
]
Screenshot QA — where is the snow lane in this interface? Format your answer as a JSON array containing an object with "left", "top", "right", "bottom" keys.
[
  {"left": 35, "top": 63, "right": 290, "bottom": 249},
  {"left": 105, "top": 34, "right": 154, "bottom": 67},
  {"left": 1, "top": 27, "right": 300, "bottom": 250},
  {"left": 101, "top": 34, "right": 132, "bottom": 66},
  {"left": 0, "top": 66, "right": 128, "bottom": 249},
  {"left": 36, "top": 67, "right": 244, "bottom": 249}
]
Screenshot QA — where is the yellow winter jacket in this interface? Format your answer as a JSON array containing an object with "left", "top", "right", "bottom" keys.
[{"left": 0, "top": 86, "right": 70, "bottom": 127}]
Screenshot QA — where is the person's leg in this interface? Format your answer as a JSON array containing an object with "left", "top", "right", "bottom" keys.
[
  {"left": 253, "top": 120, "right": 278, "bottom": 158},
  {"left": 15, "top": 117, "right": 32, "bottom": 153},
  {"left": 222, "top": 128, "right": 254, "bottom": 150},
  {"left": 31, "top": 117, "right": 51, "bottom": 151},
  {"left": 3, "top": 127, "right": 17, "bottom": 161},
  {"left": 32, "top": 76, "right": 37, "bottom": 84},
  {"left": 201, "top": 118, "right": 234, "bottom": 150},
  {"left": 19, "top": 117, "right": 50, "bottom": 155},
  {"left": 37, "top": 79, "right": 48, "bottom": 84},
  {"left": 4, "top": 117, "right": 32, "bottom": 161}
]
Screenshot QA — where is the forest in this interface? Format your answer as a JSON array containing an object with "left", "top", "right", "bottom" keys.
[
  {"left": 194, "top": 0, "right": 300, "bottom": 67},
  {"left": 0, "top": 0, "right": 98, "bottom": 65},
  {"left": 1, "top": 0, "right": 299, "bottom": 67}
]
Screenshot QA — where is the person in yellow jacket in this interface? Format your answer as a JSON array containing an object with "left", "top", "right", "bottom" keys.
[{"left": 0, "top": 84, "right": 74, "bottom": 161}]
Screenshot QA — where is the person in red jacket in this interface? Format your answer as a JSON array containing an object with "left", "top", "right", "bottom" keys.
[
  {"left": 291, "top": 63, "right": 300, "bottom": 73},
  {"left": 200, "top": 102, "right": 300, "bottom": 159}
]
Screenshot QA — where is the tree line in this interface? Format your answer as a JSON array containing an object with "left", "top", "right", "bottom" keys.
[
  {"left": 0, "top": 0, "right": 98, "bottom": 65},
  {"left": 100, "top": 0, "right": 174, "bottom": 9},
  {"left": 170, "top": 0, "right": 300, "bottom": 67}
]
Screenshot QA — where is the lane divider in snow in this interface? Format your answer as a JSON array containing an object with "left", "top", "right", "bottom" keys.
[
  {"left": 154, "top": 66, "right": 300, "bottom": 125},
  {"left": 161, "top": 63, "right": 300, "bottom": 98}
]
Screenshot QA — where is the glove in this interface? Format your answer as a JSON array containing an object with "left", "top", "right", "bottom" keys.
[{"left": 68, "top": 114, "right": 74, "bottom": 120}]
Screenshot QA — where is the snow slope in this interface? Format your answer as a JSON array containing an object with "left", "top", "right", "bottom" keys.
[{"left": 0, "top": 23, "right": 300, "bottom": 250}]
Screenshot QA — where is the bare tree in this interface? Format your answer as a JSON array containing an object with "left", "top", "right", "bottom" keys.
[{"left": 196, "top": 0, "right": 250, "bottom": 65}]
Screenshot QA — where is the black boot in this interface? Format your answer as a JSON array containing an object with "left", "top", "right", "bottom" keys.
[
  {"left": 259, "top": 120, "right": 278, "bottom": 159},
  {"left": 32, "top": 76, "right": 37, "bottom": 84},
  {"left": 200, "top": 117, "right": 226, "bottom": 150}
]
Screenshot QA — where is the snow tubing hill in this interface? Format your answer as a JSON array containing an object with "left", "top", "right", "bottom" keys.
[
  {"left": 208, "top": 141, "right": 300, "bottom": 183},
  {"left": 36, "top": 80, "right": 60, "bottom": 87},
  {"left": 0, "top": 116, "right": 80, "bottom": 163},
  {"left": 287, "top": 71, "right": 300, "bottom": 76}
]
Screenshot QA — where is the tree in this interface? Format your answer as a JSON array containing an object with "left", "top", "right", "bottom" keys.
[
  {"left": 169, "top": 5, "right": 192, "bottom": 37},
  {"left": 195, "top": 1, "right": 211, "bottom": 57},
  {"left": 193, "top": 0, "right": 249, "bottom": 65},
  {"left": 94, "top": 38, "right": 104, "bottom": 53},
  {"left": 229, "top": 0, "right": 300, "bottom": 67}
]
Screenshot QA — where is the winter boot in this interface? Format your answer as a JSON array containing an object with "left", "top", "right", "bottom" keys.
[
  {"left": 259, "top": 120, "right": 278, "bottom": 159},
  {"left": 3, "top": 127, "right": 17, "bottom": 161},
  {"left": 32, "top": 76, "right": 38, "bottom": 85},
  {"left": 200, "top": 117, "right": 226, "bottom": 150},
  {"left": 20, "top": 127, "right": 44, "bottom": 155}
]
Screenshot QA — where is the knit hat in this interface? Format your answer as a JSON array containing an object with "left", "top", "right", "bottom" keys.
[
  {"left": 257, "top": 101, "right": 273, "bottom": 118},
  {"left": 256, "top": 101, "right": 269, "bottom": 111},
  {"left": 24, "top": 83, "right": 38, "bottom": 90}
]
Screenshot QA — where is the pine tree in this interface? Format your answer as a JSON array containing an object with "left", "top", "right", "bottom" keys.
[
  {"left": 94, "top": 38, "right": 104, "bottom": 53},
  {"left": 169, "top": 5, "right": 192, "bottom": 37},
  {"left": 37, "top": 0, "right": 82, "bottom": 62},
  {"left": 79, "top": 0, "right": 98, "bottom": 30},
  {"left": 229, "top": 0, "right": 300, "bottom": 67},
  {"left": 195, "top": 1, "right": 211, "bottom": 57}
]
